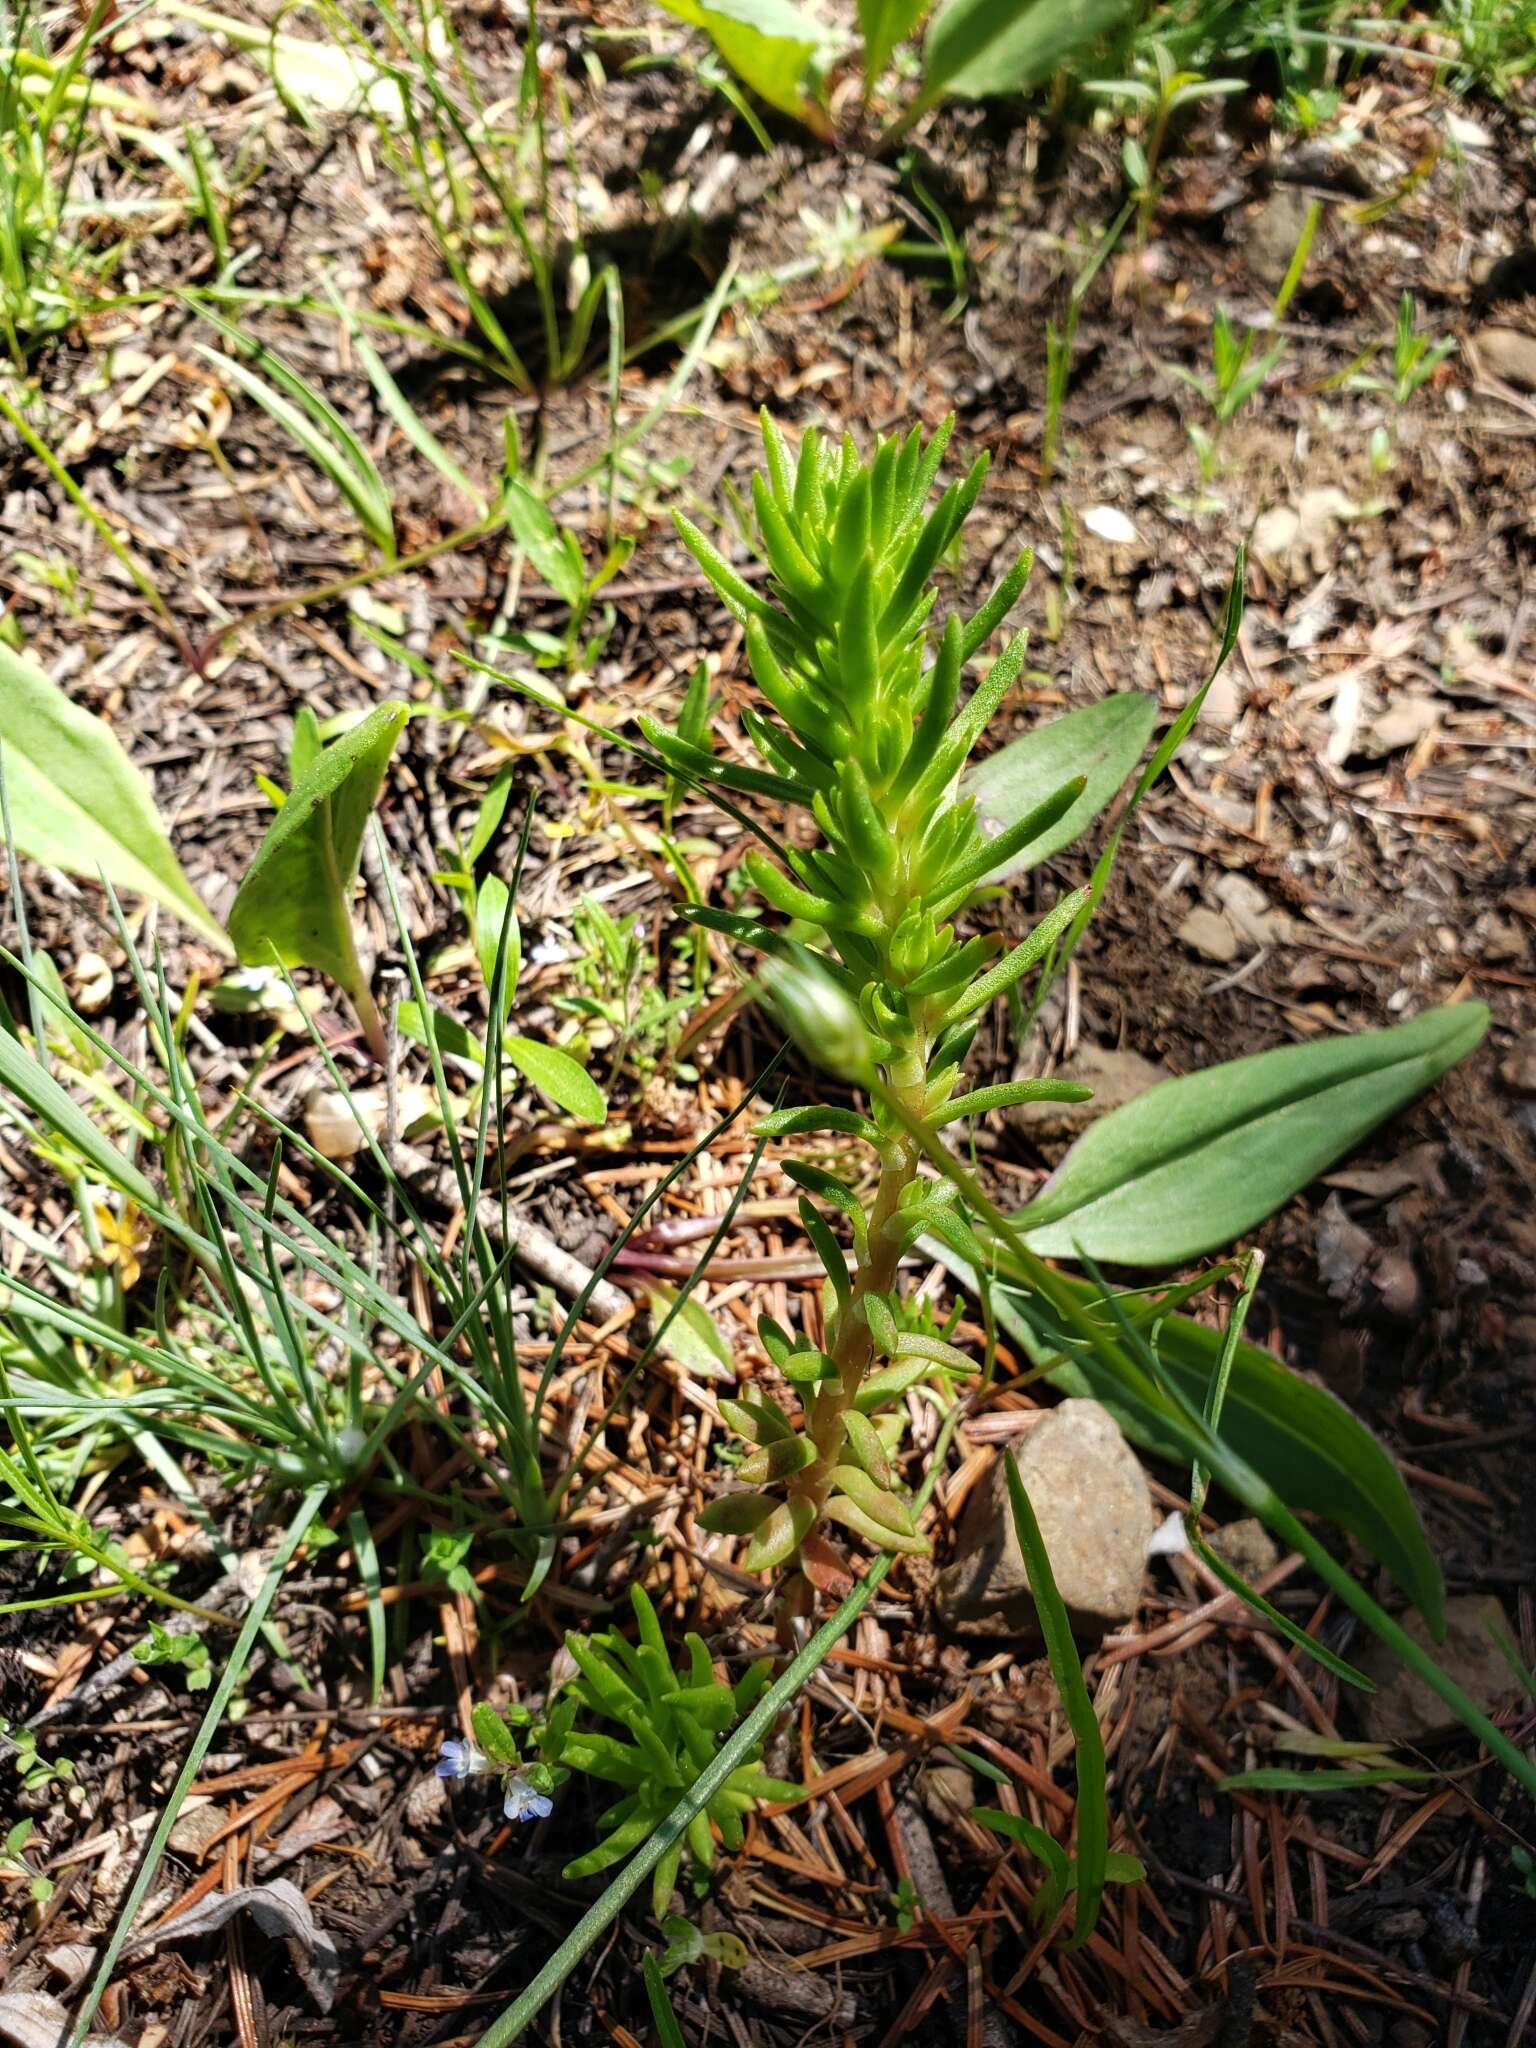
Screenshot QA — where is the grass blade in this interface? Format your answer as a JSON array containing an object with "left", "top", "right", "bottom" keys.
[
  {"left": 1001, "top": 1452, "right": 1108, "bottom": 1948},
  {"left": 67, "top": 1485, "right": 326, "bottom": 2046}
]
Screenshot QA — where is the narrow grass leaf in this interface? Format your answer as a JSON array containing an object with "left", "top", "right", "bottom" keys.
[
  {"left": 1001, "top": 1452, "right": 1109, "bottom": 1948},
  {"left": 67, "top": 1486, "right": 325, "bottom": 2047}
]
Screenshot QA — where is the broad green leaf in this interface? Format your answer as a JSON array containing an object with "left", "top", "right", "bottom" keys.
[
  {"left": 229, "top": 702, "right": 408, "bottom": 1047},
  {"left": 653, "top": 0, "right": 834, "bottom": 129},
  {"left": 920, "top": 0, "right": 1135, "bottom": 106},
  {"left": 963, "top": 1262, "right": 1444, "bottom": 1632},
  {"left": 0, "top": 643, "right": 229, "bottom": 952},
  {"left": 641, "top": 1283, "right": 737, "bottom": 1381},
  {"left": 1014, "top": 1004, "right": 1488, "bottom": 1266},
  {"left": 859, "top": 0, "right": 931, "bottom": 80},
  {"left": 397, "top": 1001, "right": 485, "bottom": 1064},
  {"left": 476, "top": 874, "right": 519, "bottom": 1032},
  {"left": 964, "top": 692, "right": 1156, "bottom": 880},
  {"left": 504, "top": 1036, "right": 606, "bottom": 1124}
]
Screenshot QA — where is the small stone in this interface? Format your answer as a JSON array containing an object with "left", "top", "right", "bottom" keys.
[
  {"left": 1499, "top": 1032, "right": 1536, "bottom": 1097},
  {"left": 1357, "top": 1594, "right": 1522, "bottom": 1746},
  {"left": 1178, "top": 906, "right": 1240, "bottom": 963},
  {"left": 937, "top": 1401, "right": 1155, "bottom": 1643},
  {"left": 1244, "top": 186, "right": 1315, "bottom": 289},
  {"left": 1207, "top": 1518, "right": 1281, "bottom": 1581},
  {"left": 1212, "top": 873, "right": 1292, "bottom": 946},
  {"left": 1361, "top": 696, "right": 1440, "bottom": 758},
  {"left": 1376, "top": 1907, "right": 1427, "bottom": 1942},
  {"left": 1476, "top": 325, "right": 1536, "bottom": 393},
  {"left": 1007, "top": 1044, "right": 1169, "bottom": 1154},
  {"left": 1372, "top": 1248, "right": 1422, "bottom": 1320},
  {"left": 1315, "top": 1192, "right": 1374, "bottom": 1302},
  {"left": 167, "top": 1799, "right": 227, "bottom": 1855},
  {"left": 917, "top": 1758, "right": 978, "bottom": 1828},
  {"left": 1082, "top": 505, "right": 1140, "bottom": 545}
]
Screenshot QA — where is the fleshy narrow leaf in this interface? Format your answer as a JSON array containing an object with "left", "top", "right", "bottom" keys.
[
  {"left": 697, "top": 1493, "right": 774, "bottom": 1535},
  {"left": 1014, "top": 1004, "right": 1489, "bottom": 1266},
  {"left": 0, "top": 641, "right": 228, "bottom": 951},
  {"left": 963, "top": 692, "right": 1157, "bottom": 880},
  {"left": 471, "top": 1701, "right": 523, "bottom": 1766},
  {"left": 739, "top": 1494, "right": 816, "bottom": 1572}
]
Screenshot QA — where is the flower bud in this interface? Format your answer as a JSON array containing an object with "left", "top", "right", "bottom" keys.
[{"left": 758, "top": 953, "right": 873, "bottom": 1081}]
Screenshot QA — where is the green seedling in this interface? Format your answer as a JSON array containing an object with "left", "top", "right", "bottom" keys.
[
  {"left": 551, "top": 895, "right": 694, "bottom": 1086},
  {"left": 134, "top": 1621, "right": 214, "bottom": 1693},
  {"left": 1169, "top": 201, "right": 1319, "bottom": 485},
  {"left": 655, "top": 1913, "right": 748, "bottom": 1975},
  {"left": 1, "top": 1818, "right": 54, "bottom": 1904},
  {"left": 229, "top": 701, "right": 409, "bottom": 1062},
  {"left": 495, "top": 479, "right": 634, "bottom": 677},
  {"left": 1348, "top": 291, "right": 1456, "bottom": 408},
  {"left": 455, "top": 1587, "right": 799, "bottom": 1918},
  {"left": 1084, "top": 39, "right": 1245, "bottom": 239}
]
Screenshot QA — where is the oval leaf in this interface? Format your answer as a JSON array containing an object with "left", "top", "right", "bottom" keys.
[
  {"left": 503, "top": 1035, "right": 606, "bottom": 1124},
  {"left": 642, "top": 1282, "right": 736, "bottom": 1382},
  {"left": 0, "top": 640, "right": 229, "bottom": 951},
  {"left": 229, "top": 702, "right": 408, "bottom": 992},
  {"left": 963, "top": 692, "right": 1156, "bottom": 881},
  {"left": 1015, "top": 1004, "right": 1489, "bottom": 1266},
  {"left": 922, "top": 0, "right": 1136, "bottom": 105}
]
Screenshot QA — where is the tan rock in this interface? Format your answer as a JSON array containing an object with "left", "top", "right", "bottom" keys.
[
  {"left": 1476, "top": 325, "right": 1536, "bottom": 393},
  {"left": 937, "top": 1401, "right": 1154, "bottom": 1643},
  {"left": 1178, "top": 906, "right": 1240, "bottom": 963},
  {"left": 1007, "top": 1043, "right": 1169, "bottom": 1154},
  {"left": 1357, "top": 1594, "right": 1522, "bottom": 1746}
]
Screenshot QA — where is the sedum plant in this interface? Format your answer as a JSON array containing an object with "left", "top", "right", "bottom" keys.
[
  {"left": 646, "top": 414, "right": 1090, "bottom": 1609},
  {"left": 645, "top": 411, "right": 1486, "bottom": 1635},
  {"left": 447, "top": 1588, "right": 796, "bottom": 1916}
]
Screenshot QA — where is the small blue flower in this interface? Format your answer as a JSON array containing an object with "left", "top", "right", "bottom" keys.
[
  {"left": 503, "top": 1772, "right": 554, "bottom": 1823},
  {"left": 436, "top": 1737, "right": 490, "bottom": 1780}
]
